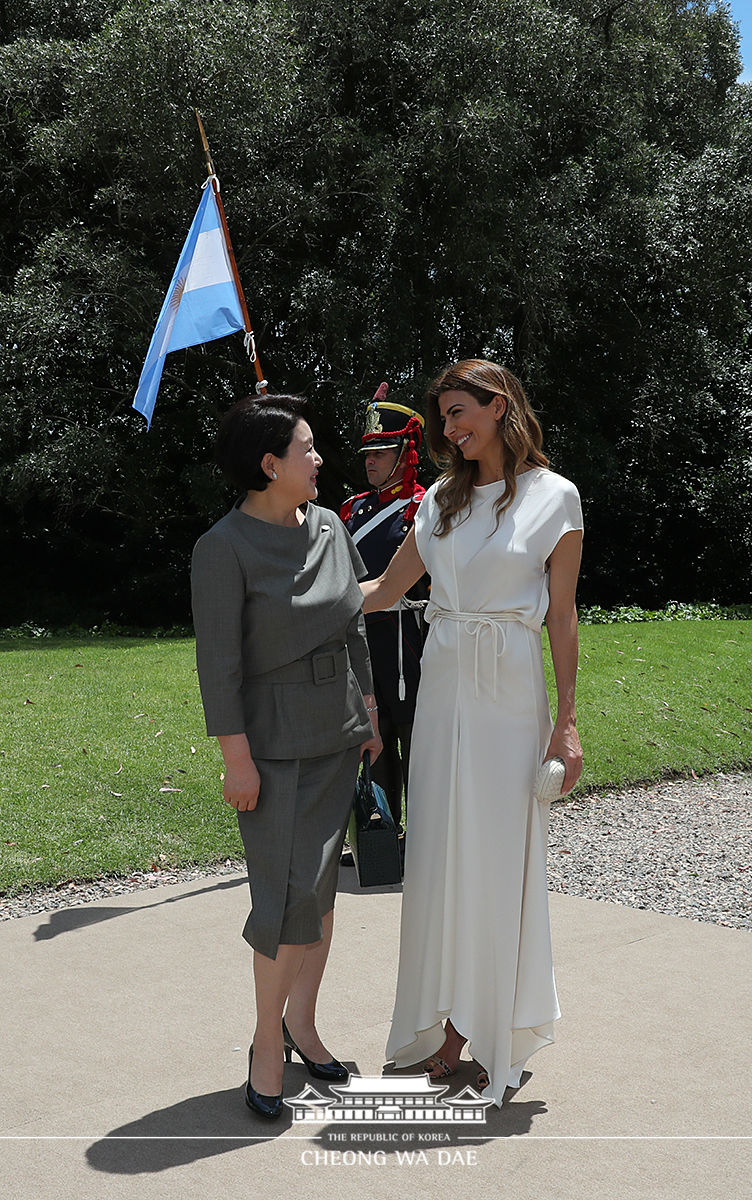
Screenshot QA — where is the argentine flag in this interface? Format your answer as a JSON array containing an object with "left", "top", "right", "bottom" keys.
[{"left": 133, "top": 182, "right": 245, "bottom": 428}]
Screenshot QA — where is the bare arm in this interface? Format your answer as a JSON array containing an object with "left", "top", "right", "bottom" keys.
[
  {"left": 360, "top": 526, "right": 426, "bottom": 612},
  {"left": 544, "top": 528, "right": 583, "bottom": 794}
]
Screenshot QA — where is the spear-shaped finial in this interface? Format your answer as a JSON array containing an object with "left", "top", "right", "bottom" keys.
[{"left": 194, "top": 109, "right": 215, "bottom": 177}]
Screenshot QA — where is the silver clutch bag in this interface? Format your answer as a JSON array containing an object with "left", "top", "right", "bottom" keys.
[{"left": 534, "top": 757, "right": 566, "bottom": 804}]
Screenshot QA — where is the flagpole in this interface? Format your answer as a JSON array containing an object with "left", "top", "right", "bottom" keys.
[{"left": 194, "top": 109, "right": 267, "bottom": 395}]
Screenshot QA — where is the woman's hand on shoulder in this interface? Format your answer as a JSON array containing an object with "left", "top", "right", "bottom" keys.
[{"left": 545, "top": 721, "right": 582, "bottom": 795}]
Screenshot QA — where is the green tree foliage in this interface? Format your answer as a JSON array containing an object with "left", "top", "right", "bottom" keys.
[{"left": 0, "top": 0, "right": 749, "bottom": 623}]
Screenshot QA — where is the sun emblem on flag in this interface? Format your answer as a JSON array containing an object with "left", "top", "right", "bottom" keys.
[{"left": 168, "top": 271, "right": 188, "bottom": 314}]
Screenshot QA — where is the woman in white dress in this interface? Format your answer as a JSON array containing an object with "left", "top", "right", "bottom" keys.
[{"left": 360, "top": 359, "right": 583, "bottom": 1106}]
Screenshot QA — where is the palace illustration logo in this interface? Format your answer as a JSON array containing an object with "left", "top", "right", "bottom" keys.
[{"left": 285, "top": 1074, "right": 494, "bottom": 1124}]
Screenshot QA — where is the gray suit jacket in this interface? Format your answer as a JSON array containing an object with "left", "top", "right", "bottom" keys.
[{"left": 191, "top": 502, "right": 373, "bottom": 759}]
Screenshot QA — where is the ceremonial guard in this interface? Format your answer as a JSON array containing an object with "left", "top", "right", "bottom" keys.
[{"left": 340, "top": 384, "right": 427, "bottom": 837}]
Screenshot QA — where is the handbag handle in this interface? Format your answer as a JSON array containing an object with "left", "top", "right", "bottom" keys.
[{"left": 360, "top": 749, "right": 373, "bottom": 791}]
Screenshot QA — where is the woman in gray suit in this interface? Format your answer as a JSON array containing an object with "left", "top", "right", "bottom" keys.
[{"left": 191, "top": 395, "right": 381, "bottom": 1120}]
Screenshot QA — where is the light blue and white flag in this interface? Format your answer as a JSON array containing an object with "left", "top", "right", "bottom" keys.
[{"left": 133, "top": 180, "right": 245, "bottom": 428}]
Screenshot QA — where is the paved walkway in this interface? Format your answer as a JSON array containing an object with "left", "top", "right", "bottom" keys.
[{"left": 1, "top": 870, "right": 749, "bottom": 1199}]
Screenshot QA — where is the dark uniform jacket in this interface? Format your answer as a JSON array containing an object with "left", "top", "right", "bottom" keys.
[{"left": 340, "top": 481, "right": 426, "bottom": 721}]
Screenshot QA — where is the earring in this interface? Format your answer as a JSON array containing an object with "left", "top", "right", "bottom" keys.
[{"left": 270, "top": 470, "right": 277, "bottom": 480}]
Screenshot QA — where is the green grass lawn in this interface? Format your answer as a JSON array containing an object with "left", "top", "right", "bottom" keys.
[
  {"left": 1, "top": 622, "right": 750, "bottom": 895},
  {"left": 0, "top": 638, "right": 238, "bottom": 894},
  {"left": 549, "top": 621, "right": 752, "bottom": 786}
]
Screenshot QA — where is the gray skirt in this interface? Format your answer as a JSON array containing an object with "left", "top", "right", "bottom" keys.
[{"left": 236, "top": 746, "right": 360, "bottom": 960}]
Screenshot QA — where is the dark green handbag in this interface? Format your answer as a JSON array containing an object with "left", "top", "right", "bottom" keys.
[{"left": 347, "top": 751, "right": 403, "bottom": 887}]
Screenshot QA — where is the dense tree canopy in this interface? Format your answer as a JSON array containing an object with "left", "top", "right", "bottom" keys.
[{"left": 1, "top": 0, "right": 750, "bottom": 623}]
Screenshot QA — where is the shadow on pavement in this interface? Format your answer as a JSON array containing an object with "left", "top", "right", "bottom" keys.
[
  {"left": 85, "top": 1086, "right": 288, "bottom": 1173},
  {"left": 86, "top": 1068, "right": 545, "bottom": 1174},
  {"left": 32, "top": 876, "right": 246, "bottom": 941},
  {"left": 289, "top": 1063, "right": 544, "bottom": 1150},
  {"left": 312, "top": 1097, "right": 544, "bottom": 1151}
]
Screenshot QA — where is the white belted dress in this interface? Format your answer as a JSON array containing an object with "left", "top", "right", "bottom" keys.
[{"left": 385, "top": 468, "right": 583, "bottom": 1105}]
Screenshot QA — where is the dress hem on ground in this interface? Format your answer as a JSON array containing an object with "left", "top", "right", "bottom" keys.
[{"left": 386, "top": 1012, "right": 559, "bottom": 1107}]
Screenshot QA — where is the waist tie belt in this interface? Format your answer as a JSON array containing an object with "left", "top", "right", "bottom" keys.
[{"left": 425, "top": 606, "right": 529, "bottom": 700}]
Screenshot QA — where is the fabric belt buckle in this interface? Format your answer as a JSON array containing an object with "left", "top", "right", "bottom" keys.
[{"left": 312, "top": 651, "right": 338, "bottom": 684}]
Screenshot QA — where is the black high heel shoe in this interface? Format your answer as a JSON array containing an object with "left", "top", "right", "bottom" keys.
[
  {"left": 245, "top": 1046, "right": 283, "bottom": 1120},
  {"left": 282, "top": 1018, "right": 349, "bottom": 1082}
]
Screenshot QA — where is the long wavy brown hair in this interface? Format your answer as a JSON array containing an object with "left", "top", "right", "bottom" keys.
[{"left": 425, "top": 360, "right": 549, "bottom": 536}]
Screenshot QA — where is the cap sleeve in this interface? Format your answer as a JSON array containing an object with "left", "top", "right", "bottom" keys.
[
  {"left": 412, "top": 484, "right": 438, "bottom": 568},
  {"left": 542, "top": 477, "right": 584, "bottom": 562}
]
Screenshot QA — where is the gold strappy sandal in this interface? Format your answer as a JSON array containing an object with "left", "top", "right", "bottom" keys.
[{"left": 424, "top": 1055, "right": 455, "bottom": 1080}]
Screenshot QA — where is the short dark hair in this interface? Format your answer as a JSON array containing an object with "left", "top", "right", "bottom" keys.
[{"left": 215, "top": 395, "right": 308, "bottom": 492}]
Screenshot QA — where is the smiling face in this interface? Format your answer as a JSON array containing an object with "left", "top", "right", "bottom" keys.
[
  {"left": 271, "top": 419, "right": 322, "bottom": 504},
  {"left": 438, "top": 389, "right": 506, "bottom": 463},
  {"left": 364, "top": 445, "right": 402, "bottom": 489}
]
